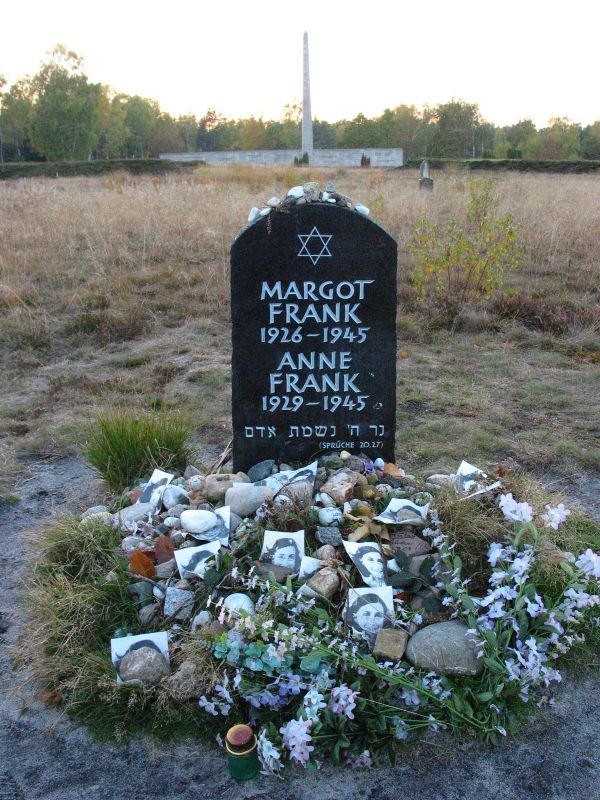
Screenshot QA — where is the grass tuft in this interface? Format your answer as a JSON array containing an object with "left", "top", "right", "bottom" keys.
[
  {"left": 21, "top": 515, "right": 208, "bottom": 741},
  {"left": 84, "top": 407, "right": 194, "bottom": 491}
]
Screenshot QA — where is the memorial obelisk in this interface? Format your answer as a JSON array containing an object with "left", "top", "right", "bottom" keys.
[{"left": 301, "top": 32, "right": 314, "bottom": 159}]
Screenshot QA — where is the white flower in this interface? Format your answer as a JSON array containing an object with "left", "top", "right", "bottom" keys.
[
  {"left": 303, "top": 688, "right": 326, "bottom": 721},
  {"left": 575, "top": 549, "right": 600, "bottom": 579},
  {"left": 257, "top": 730, "right": 284, "bottom": 776},
  {"left": 329, "top": 684, "right": 359, "bottom": 719},
  {"left": 499, "top": 493, "right": 533, "bottom": 524},
  {"left": 487, "top": 542, "right": 506, "bottom": 567},
  {"left": 280, "top": 719, "right": 314, "bottom": 767},
  {"left": 347, "top": 749, "right": 373, "bottom": 769},
  {"left": 400, "top": 687, "right": 420, "bottom": 706},
  {"left": 542, "top": 503, "right": 571, "bottom": 530}
]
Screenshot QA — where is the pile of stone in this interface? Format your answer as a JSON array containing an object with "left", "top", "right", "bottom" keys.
[
  {"left": 247, "top": 181, "right": 370, "bottom": 224},
  {"left": 89, "top": 452, "right": 487, "bottom": 688}
]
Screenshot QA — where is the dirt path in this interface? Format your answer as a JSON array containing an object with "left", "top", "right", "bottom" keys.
[{"left": 0, "top": 459, "right": 598, "bottom": 800}]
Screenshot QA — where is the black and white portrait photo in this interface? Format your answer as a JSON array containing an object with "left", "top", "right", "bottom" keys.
[
  {"left": 455, "top": 460, "right": 502, "bottom": 498},
  {"left": 298, "top": 555, "right": 321, "bottom": 580},
  {"left": 110, "top": 631, "right": 169, "bottom": 684},
  {"left": 251, "top": 462, "right": 317, "bottom": 492},
  {"left": 343, "top": 541, "right": 388, "bottom": 587},
  {"left": 345, "top": 587, "right": 394, "bottom": 647},
  {"left": 260, "top": 529, "right": 304, "bottom": 573},
  {"left": 138, "top": 468, "right": 174, "bottom": 510},
  {"left": 374, "top": 498, "right": 429, "bottom": 527},
  {"left": 174, "top": 540, "right": 220, "bottom": 579}
]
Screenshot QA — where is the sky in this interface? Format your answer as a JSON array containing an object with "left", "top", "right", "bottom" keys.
[{"left": 2, "top": 0, "right": 599, "bottom": 128}]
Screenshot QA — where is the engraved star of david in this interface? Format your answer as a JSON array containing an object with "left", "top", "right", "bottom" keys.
[{"left": 297, "top": 226, "right": 333, "bottom": 265}]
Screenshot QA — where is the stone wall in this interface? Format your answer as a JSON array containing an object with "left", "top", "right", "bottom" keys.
[{"left": 159, "top": 148, "right": 404, "bottom": 168}]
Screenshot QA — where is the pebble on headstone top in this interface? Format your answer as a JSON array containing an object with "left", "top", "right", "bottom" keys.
[{"left": 230, "top": 200, "right": 398, "bottom": 472}]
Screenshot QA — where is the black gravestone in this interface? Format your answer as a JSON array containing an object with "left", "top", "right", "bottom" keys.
[{"left": 231, "top": 203, "right": 397, "bottom": 473}]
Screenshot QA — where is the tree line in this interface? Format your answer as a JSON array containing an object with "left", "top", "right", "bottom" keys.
[{"left": 2, "top": 46, "right": 600, "bottom": 163}]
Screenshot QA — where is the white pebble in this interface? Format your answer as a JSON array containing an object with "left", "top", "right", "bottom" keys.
[
  {"left": 248, "top": 207, "right": 261, "bottom": 223},
  {"left": 355, "top": 204, "right": 370, "bottom": 217},
  {"left": 287, "top": 185, "right": 304, "bottom": 199}
]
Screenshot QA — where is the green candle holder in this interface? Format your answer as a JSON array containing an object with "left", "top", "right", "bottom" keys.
[{"left": 226, "top": 724, "right": 259, "bottom": 781}]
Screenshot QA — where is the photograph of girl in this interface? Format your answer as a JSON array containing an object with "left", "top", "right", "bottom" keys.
[
  {"left": 345, "top": 587, "right": 394, "bottom": 647},
  {"left": 260, "top": 529, "right": 304, "bottom": 574},
  {"left": 343, "top": 541, "right": 388, "bottom": 587},
  {"left": 174, "top": 540, "right": 221, "bottom": 579}
]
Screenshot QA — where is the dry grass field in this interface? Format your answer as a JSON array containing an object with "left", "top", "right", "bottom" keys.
[{"left": 0, "top": 166, "right": 599, "bottom": 499}]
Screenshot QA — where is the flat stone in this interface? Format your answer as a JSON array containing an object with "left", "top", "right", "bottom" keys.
[
  {"left": 184, "top": 465, "right": 201, "bottom": 478},
  {"left": 253, "top": 560, "right": 293, "bottom": 582},
  {"left": 307, "top": 567, "right": 339, "bottom": 599},
  {"left": 247, "top": 459, "right": 276, "bottom": 482},
  {"left": 248, "top": 206, "right": 261, "bottom": 223},
  {"left": 165, "top": 659, "right": 205, "bottom": 701},
  {"left": 405, "top": 620, "right": 483, "bottom": 676},
  {"left": 355, "top": 204, "right": 369, "bottom": 217},
  {"left": 180, "top": 509, "right": 219, "bottom": 535},
  {"left": 225, "top": 484, "right": 274, "bottom": 517},
  {"left": 162, "top": 485, "right": 190, "bottom": 510},
  {"left": 427, "top": 473, "right": 456, "bottom": 487},
  {"left": 81, "top": 505, "right": 108, "bottom": 519},
  {"left": 118, "top": 646, "right": 169, "bottom": 687},
  {"left": 391, "top": 531, "right": 431, "bottom": 557},
  {"left": 321, "top": 468, "right": 361, "bottom": 504},
  {"left": 80, "top": 511, "right": 112, "bottom": 527},
  {"left": 373, "top": 628, "right": 409, "bottom": 661},
  {"left": 316, "top": 526, "right": 343, "bottom": 546},
  {"left": 287, "top": 185, "right": 304, "bottom": 199},
  {"left": 205, "top": 472, "right": 249, "bottom": 503},
  {"left": 155, "top": 558, "right": 177, "bottom": 579},
  {"left": 163, "top": 587, "right": 195, "bottom": 620},
  {"left": 121, "top": 535, "right": 149, "bottom": 555}
]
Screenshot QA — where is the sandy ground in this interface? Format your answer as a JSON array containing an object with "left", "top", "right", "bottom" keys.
[{"left": 0, "top": 458, "right": 598, "bottom": 800}]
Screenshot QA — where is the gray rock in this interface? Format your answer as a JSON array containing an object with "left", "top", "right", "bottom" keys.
[
  {"left": 166, "top": 504, "right": 188, "bottom": 518},
  {"left": 204, "top": 472, "right": 249, "bottom": 503},
  {"left": 325, "top": 181, "right": 335, "bottom": 192},
  {"left": 138, "top": 602, "right": 160, "bottom": 627},
  {"left": 180, "top": 509, "right": 218, "bottom": 535},
  {"left": 373, "top": 628, "right": 409, "bottom": 661},
  {"left": 165, "top": 660, "right": 204, "bottom": 701},
  {"left": 191, "top": 610, "right": 212, "bottom": 633},
  {"left": 321, "top": 469, "right": 360, "bottom": 504},
  {"left": 390, "top": 531, "right": 431, "bottom": 557},
  {"left": 307, "top": 568, "right": 339, "bottom": 599},
  {"left": 225, "top": 483, "right": 274, "bottom": 517},
  {"left": 163, "top": 516, "right": 180, "bottom": 529},
  {"left": 118, "top": 646, "right": 170, "bottom": 687},
  {"left": 81, "top": 505, "right": 108, "bottom": 520},
  {"left": 315, "top": 545, "right": 337, "bottom": 561},
  {"left": 229, "top": 512, "right": 242, "bottom": 533},
  {"left": 405, "top": 620, "right": 483, "bottom": 676},
  {"left": 247, "top": 459, "right": 276, "bottom": 482},
  {"left": 127, "top": 581, "right": 154, "bottom": 606},
  {"left": 317, "top": 507, "right": 343, "bottom": 526},
  {"left": 163, "top": 587, "right": 195, "bottom": 620},
  {"left": 427, "top": 473, "right": 456, "bottom": 488},
  {"left": 114, "top": 502, "right": 155, "bottom": 531},
  {"left": 184, "top": 465, "right": 201, "bottom": 478},
  {"left": 316, "top": 526, "right": 343, "bottom": 546},
  {"left": 155, "top": 558, "right": 177, "bottom": 579},
  {"left": 280, "top": 480, "right": 312, "bottom": 503},
  {"left": 162, "top": 485, "right": 190, "bottom": 510},
  {"left": 120, "top": 535, "right": 148, "bottom": 555},
  {"left": 80, "top": 511, "right": 112, "bottom": 527},
  {"left": 303, "top": 181, "right": 320, "bottom": 201}
]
